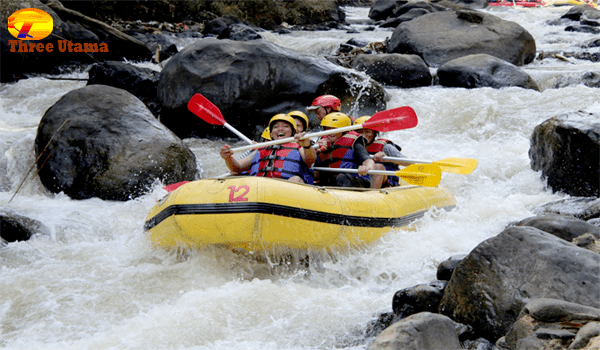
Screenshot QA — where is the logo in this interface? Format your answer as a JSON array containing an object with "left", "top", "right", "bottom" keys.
[{"left": 8, "top": 8, "right": 53, "bottom": 40}]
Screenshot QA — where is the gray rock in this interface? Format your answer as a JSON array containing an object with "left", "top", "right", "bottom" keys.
[
  {"left": 388, "top": 10, "right": 536, "bottom": 67},
  {"left": 439, "top": 226, "right": 600, "bottom": 341},
  {"left": 529, "top": 111, "right": 600, "bottom": 197},
  {"left": 35, "top": 85, "right": 197, "bottom": 200},
  {"left": 367, "top": 312, "right": 463, "bottom": 350},
  {"left": 157, "top": 38, "right": 388, "bottom": 139},
  {"left": 513, "top": 214, "right": 600, "bottom": 241},
  {"left": 438, "top": 54, "right": 540, "bottom": 90},
  {"left": 351, "top": 53, "right": 432, "bottom": 87}
]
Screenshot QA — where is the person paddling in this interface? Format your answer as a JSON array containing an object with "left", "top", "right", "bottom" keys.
[
  {"left": 354, "top": 115, "right": 408, "bottom": 187},
  {"left": 314, "top": 112, "right": 385, "bottom": 188},
  {"left": 220, "top": 114, "right": 316, "bottom": 184}
]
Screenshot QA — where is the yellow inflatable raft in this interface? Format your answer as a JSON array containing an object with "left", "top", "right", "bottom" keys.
[{"left": 144, "top": 177, "right": 456, "bottom": 251}]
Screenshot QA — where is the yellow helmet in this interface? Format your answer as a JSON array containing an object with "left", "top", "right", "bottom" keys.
[
  {"left": 287, "top": 110, "right": 309, "bottom": 131},
  {"left": 321, "top": 112, "right": 352, "bottom": 129},
  {"left": 268, "top": 114, "right": 297, "bottom": 135},
  {"left": 261, "top": 127, "right": 272, "bottom": 140},
  {"left": 354, "top": 116, "right": 371, "bottom": 126}
]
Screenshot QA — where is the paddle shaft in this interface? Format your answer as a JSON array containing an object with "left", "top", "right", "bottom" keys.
[
  {"left": 224, "top": 122, "right": 254, "bottom": 144},
  {"left": 313, "top": 167, "right": 398, "bottom": 176},
  {"left": 231, "top": 123, "right": 365, "bottom": 153}
]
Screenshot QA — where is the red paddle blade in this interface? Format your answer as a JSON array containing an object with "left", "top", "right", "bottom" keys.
[
  {"left": 163, "top": 181, "right": 189, "bottom": 193},
  {"left": 364, "top": 106, "right": 418, "bottom": 132},
  {"left": 187, "top": 94, "right": 225, "bottom": 125}
]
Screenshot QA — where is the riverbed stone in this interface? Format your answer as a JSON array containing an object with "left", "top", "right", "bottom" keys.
[
  {"left": 157, "top": 38, "right": 388, "bottom": 139},
  {"left": 35, "top": 84, "right": 197, "bottom": 201},
  {"left": 87, "top": 61, "right": 161, "bottom": 117},
  {"left": 499, "top": 298, "right": 600, "bottom": 350},
  {"left": 438, "top": 54, "right": 540, "bottom": 90},
  {"left": 367, "top": 312, "right": 463, "bottom": 350},
  {"left": 439, "top": 226, "right": 600, "bottom": 342},
  {"left": 535, "top": 197, "right": 600, "bottom": 222},
  {"left": 392, "top": 281, "right": 448, "bottom": 321},
  {"left": 529, "top": 111, "right": 600, "bottom": 197},
  {"left": 388, "top": 10, "right": 536, "bottom": 67},
  {"left": 513, "top": 214, "right": 600, "bottom": 242},
  {"left": 0, "top": 208, "right": 50, "bottom": 244},
  {"left": 351, "top": 53, "right": 432, "bottom": 87}
]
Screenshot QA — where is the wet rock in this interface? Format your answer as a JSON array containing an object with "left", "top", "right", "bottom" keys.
[
  {"left": 439, "top": 226, "right": 600, "bottom": 342},
  {"left": 513, "top": 214, "right": 600, "bottom": 242},
  {"left": 392, "top": 281, "right": 448, "bottom": 320},
  {"left": 203, "top": 15, "right": 244, "bottom": 36},
  {"left": 369, "top": 0, "right": 407, "bottom": 21},
  {"left": 35, "top": 85, "right": 197, "bottom": 201},
  {"left": 388, "top": 10, "right": 536, "bottom": 67},
  {"left": 438, "top": 54, "right": 540, "bottom": 90},
  {"left": 529, "top": 111, "right": 600, "bottom": 197},
  {"left": 534, "top": 197, "right": 600, "bottom": 221},
  {"left": 87, "top": 61, "right": 161, "bottom": 117},
  {"left": 157, "top": 38, "right": 388, "bottom": 139},
  {"left": 498, "top": 298, "right": 600, "bottom": 350},
  {"left": 217, "top": 23, "right": 262, "bottom": 41},
  {"left": 367, "top": 312, "right": 463, "bottom": 350},
  {"left": 0, "top": 208, "right": 50, "bottom": 244},
  {"left": 126, "top": 30, "right": 178, "bottom": 62},
  {"left": 436, "top": 254, "right": 466, "bottom": 281},
  {"left": 351, "top": 53, "right": 432, "bottom": 88}
]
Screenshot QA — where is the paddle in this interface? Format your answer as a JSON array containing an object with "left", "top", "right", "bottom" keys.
[
  {"left": 163, "top": 94, "right": 258, "bottom": 192},
  {"left": 230, "top": 106, "right": 418, "bottom": 153},
  {"left": 187, "top": 93, "right": 254, "bottom": 144},
  {"left": 313, "top": 163, "right": 442, "bottom": 187},
  {"left": 372, "top": 156, "right": 478, "bottom": 175}
]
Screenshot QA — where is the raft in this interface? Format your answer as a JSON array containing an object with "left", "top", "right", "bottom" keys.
[{"left": 144, "top": 176, "right": 456, "bottom": 251}]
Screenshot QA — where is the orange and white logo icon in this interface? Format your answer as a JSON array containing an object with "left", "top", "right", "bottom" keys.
[{"left": 7, "top": 8, "right": 53, "bottom": 40}]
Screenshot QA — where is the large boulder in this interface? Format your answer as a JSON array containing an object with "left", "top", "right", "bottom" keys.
[
  {"left": 498, "top": 298, "right": 600, "bottom": 350},
  {"left": 388, "top": 10, "right": 536, "bottom": 67},
  {"left": 157, "top": 38, "right": 388, "bottom": 139},
  {"left": 437, "top": 53, "right": 540, "bottom": 90},
  {"left": 529, "top": 111, "right": 600, "bottom": 197},
  {"left": 351, "top": 53, "right": 432, "bottom": 88},
  {"left": 35, "top": 85, "right": 197, "bottom": 201},
  {"left": 87, "top": 61, "right": 161, "bottom": 117},
  {"left": 439, "top": 226, "right": 600, "bottom": 342},
  {"left": 514, "top": 214, "right": 600, "bottom": 242}
]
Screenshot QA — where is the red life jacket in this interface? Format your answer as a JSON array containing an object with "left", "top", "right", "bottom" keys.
[
  {"left": 250, "top": 143, "right": 311, "bottom": 181},
  {"left": 317, "top": 131, "right": 362, "bottom": 169},
  {"left": 365, "top": 138, "right": 390, "bottom": 154}
]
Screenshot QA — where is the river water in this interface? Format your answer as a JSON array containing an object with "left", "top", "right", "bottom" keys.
[{"left": 1, "top": 5, "right": 599, "bottom": 350}]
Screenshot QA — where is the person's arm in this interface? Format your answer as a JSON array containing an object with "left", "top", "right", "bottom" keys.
[
  {"left": 220, "top": 145, "right": 253, "bottom": 173},
  {"left": 382, "top": 143, "right": 410, "bottom": 166},
  {"left": 353, "top": 142, "right": 375, "bottom": 176},
  {"left": 295, "top": 132, "right": 317, "bottom": 167}
]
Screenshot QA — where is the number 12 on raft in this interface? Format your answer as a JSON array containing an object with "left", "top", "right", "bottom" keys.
[{"left": 228, "top": 185, "right": 249, "bottom": 202}]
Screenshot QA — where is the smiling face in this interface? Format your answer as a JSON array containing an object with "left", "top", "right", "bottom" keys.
[
  {"left": 270, "top": 121, "right": 294, "bottom": 140},
  {"left": 357, "top": 129, "right": 376, "bottom": 144},
  {"left": 324, "top": 127, "right": 343, "bottom": 143}
]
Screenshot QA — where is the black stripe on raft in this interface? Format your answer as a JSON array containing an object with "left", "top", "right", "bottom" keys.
[{"left": 144, "top": 202, "right": 455, "bottom": 231}]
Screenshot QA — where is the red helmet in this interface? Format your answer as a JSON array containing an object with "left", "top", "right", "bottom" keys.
[{"left": 306, "top": 95, "right": 341, "bottom": 112}]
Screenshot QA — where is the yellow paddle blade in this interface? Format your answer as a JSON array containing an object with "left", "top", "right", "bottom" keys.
[
  {"left": 432, "top": 158, "right": 478, "bottom": 175},
  {"left": 396, "top": 164, "right": 442, "bottom": 187}
]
